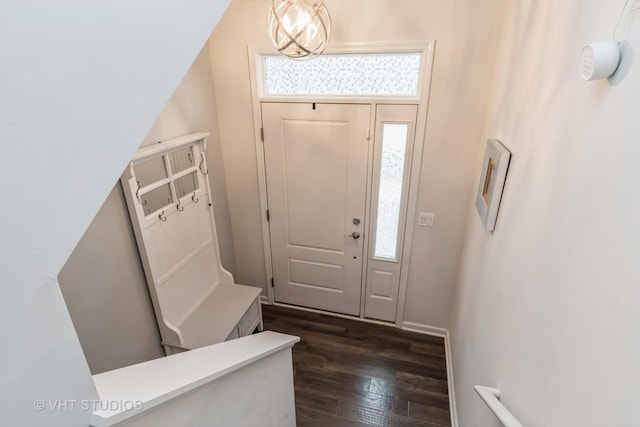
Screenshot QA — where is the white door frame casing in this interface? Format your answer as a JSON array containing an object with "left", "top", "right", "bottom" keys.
[{"left": 247, "top": 42, "right": 436, "bottom": 327}]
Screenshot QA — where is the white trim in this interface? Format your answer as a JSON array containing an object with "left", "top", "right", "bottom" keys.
[
  {"left": 273, "top": 302, "right": 395, "bottom": 328},
  {"left": 131, "top": 132, "right": 209, "bottom": 164},
  {"left": 259, "top": 97, "right": 420, "bottom": 105},
  {"left": 395, "top": 40, "right": 436, "bottom": 328},
  {"left": 401, "top": 322, "right": 459, "bottom": 427},
  {"left": 358, "top": 104, "right": 377, "bottom": 317},
  {"left": 248, "top": 46, "right": 275, "bottom": 305},
  {"left": 445, "top": 331, "right": 459, "bottom": 427},
  {"left": 400, "top": 321, "right": 447, "bottom": 338}
]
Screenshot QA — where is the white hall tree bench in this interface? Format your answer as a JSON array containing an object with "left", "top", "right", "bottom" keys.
[{"left": 121, "top": 133, "right": 262, "bottom": 355}]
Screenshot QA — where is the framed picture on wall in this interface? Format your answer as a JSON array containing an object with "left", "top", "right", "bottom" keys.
[{"left": 475, "top": 139, "right": 511, "bottom": 231}]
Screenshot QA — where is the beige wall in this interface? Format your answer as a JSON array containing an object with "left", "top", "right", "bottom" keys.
[
  {"left": 58, "top": 42, "right": 236, "bottom": 374},
  {"left": 141, "top": 41, "right": 237, "bottom": 277},
  {"left": 449, "top": 0, "right": 640, "bottom": 425},
  {"left": 59, "top": 185, "right": 165, "bottom": 374},
  {"left": 209, "top": 0, "right": 506, "bottom": 326}
]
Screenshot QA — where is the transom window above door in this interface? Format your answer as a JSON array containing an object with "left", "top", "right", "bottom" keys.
[{"left": 260, "top": 52, "right": 423, "bottom": 97}]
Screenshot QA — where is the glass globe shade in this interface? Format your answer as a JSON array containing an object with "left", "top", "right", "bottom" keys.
[{"left": 268, "top": 0, "right": 331, "bottom": 60}]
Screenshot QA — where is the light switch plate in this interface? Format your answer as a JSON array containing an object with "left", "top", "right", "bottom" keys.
[{"left": 418, "top": 212, "right": 435, "bottom": 227}]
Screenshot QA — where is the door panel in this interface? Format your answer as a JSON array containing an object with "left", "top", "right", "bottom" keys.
[
  {"left": 289, "top": 259, "right": 344, "bottom": 291},
  {"left": 283, "top": 120, "right": 348, "bottom": 251},
  {"left": 262, "top": 103, "right": 370, "bottom": 316}
]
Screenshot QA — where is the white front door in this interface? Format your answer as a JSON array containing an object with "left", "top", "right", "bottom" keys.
[{"left": 262, "top": 103, "right": 370, "bottom": 316}]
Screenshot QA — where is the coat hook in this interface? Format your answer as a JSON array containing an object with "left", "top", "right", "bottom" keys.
[
  {"left": 158, "top": 210, "right": 167, "bottom": 222},
  {"left": 137, "top": 181, "right": 148, "bottom": 205},
  {"left": 176, "top": 199, "right": 184, "bottom": 212},
  {"left": 135, "top": 180, "right": 142, "bottom": 203},
  {"left": 199, "top": 153, "right": 209, "bottom": 175},
  {"left": 192, "top": 191, "right": 199, "bottom": 203}
]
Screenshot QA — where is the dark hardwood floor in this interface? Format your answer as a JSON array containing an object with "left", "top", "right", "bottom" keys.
[{"left": 262, "top": 304, "right": 451, "bottom": 427}]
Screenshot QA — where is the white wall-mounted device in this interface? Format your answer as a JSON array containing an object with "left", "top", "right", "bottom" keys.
[
  {"left": 581, "top": 0, "right": 639, "bottom": 81},
  {"left": 580, "top": 40, "right": 621, "bottom": 80}
]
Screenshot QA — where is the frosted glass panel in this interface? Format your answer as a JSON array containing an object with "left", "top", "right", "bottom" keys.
[
  {"left": 264, "top": 53, "right": 421, "bottom": 96},
  {"left": 374, "top": 124, "right": 409, "bottom": 260}
]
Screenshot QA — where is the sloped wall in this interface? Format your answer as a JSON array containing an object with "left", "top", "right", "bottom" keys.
[
  {"left": 449, "top": 0, "right": 640, "bottom": 425},
  {"left": 0, "top": 2, "right": 230, "bottom": 426},
  {"left": 57, "top": 42, "right": 236, "bottom": 375},
  {"left": 58, "top": 184, "right": 165, "bottom": 374}
]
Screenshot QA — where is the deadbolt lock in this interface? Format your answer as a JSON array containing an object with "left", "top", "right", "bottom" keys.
[{"left": 353, "top": 218, "right": 361, "bottom": 225}]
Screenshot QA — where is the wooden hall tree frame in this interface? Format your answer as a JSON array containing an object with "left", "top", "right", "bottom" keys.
[{"left": 121, "top": 133, "right": 262, "bottom": 355}]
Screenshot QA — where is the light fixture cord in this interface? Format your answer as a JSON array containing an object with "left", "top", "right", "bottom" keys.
[{"left": 612, "top": 0, "right": 632, "bottom": 39}]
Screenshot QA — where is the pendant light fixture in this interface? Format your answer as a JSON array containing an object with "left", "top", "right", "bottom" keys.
[{"left": 267, "top": 0, "right": 332, "bottom": 60}]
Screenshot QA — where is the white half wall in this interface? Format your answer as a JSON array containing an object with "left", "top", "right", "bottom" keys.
[
  {"left": 209, "top": 0, "right": 506, "bottom": 325},
  {"left": 449, "top": 0, "right": 640, "bottom": 425},
  {"left": 0, "top": 2, "right": 230, "bottom": 426}
]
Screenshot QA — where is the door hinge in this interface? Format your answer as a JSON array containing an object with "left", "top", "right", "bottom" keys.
[
  {"left": 266, "top": 209, "right": 270, "bottom": 221},
  {"left": 260, "top": 127, "right": 264, "bottom": 142},
  {"left": 271, "top": 277, "right": 275, "bottom": 287},
  {"left": 366, "top": 129, "right": 372, "bottom": 141}
]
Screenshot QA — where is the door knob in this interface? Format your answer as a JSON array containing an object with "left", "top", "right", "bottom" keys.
[{"left": 345, "top": 231, "right": 361, "bottom": 240}]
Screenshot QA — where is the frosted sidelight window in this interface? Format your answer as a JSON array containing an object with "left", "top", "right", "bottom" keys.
[
  {"left": 263, "top": 53, "right": 421, "bottom": 97},
  {"left": 374, "top": 124, "right": 409, "bottom": 260}
]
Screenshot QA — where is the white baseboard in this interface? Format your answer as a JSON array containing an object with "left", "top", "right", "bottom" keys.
[
  {"left": 400, "top": 321, "right": 458, "bottom": 427},
  {"left": 444, "top": 330, "right": 459, "bottom": 427},
  {"left": 401, "top": 321, "right": 447, "bottom": 338},
  {"left": 269, "top": 302, "right": 395, "bottom": 327}
]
